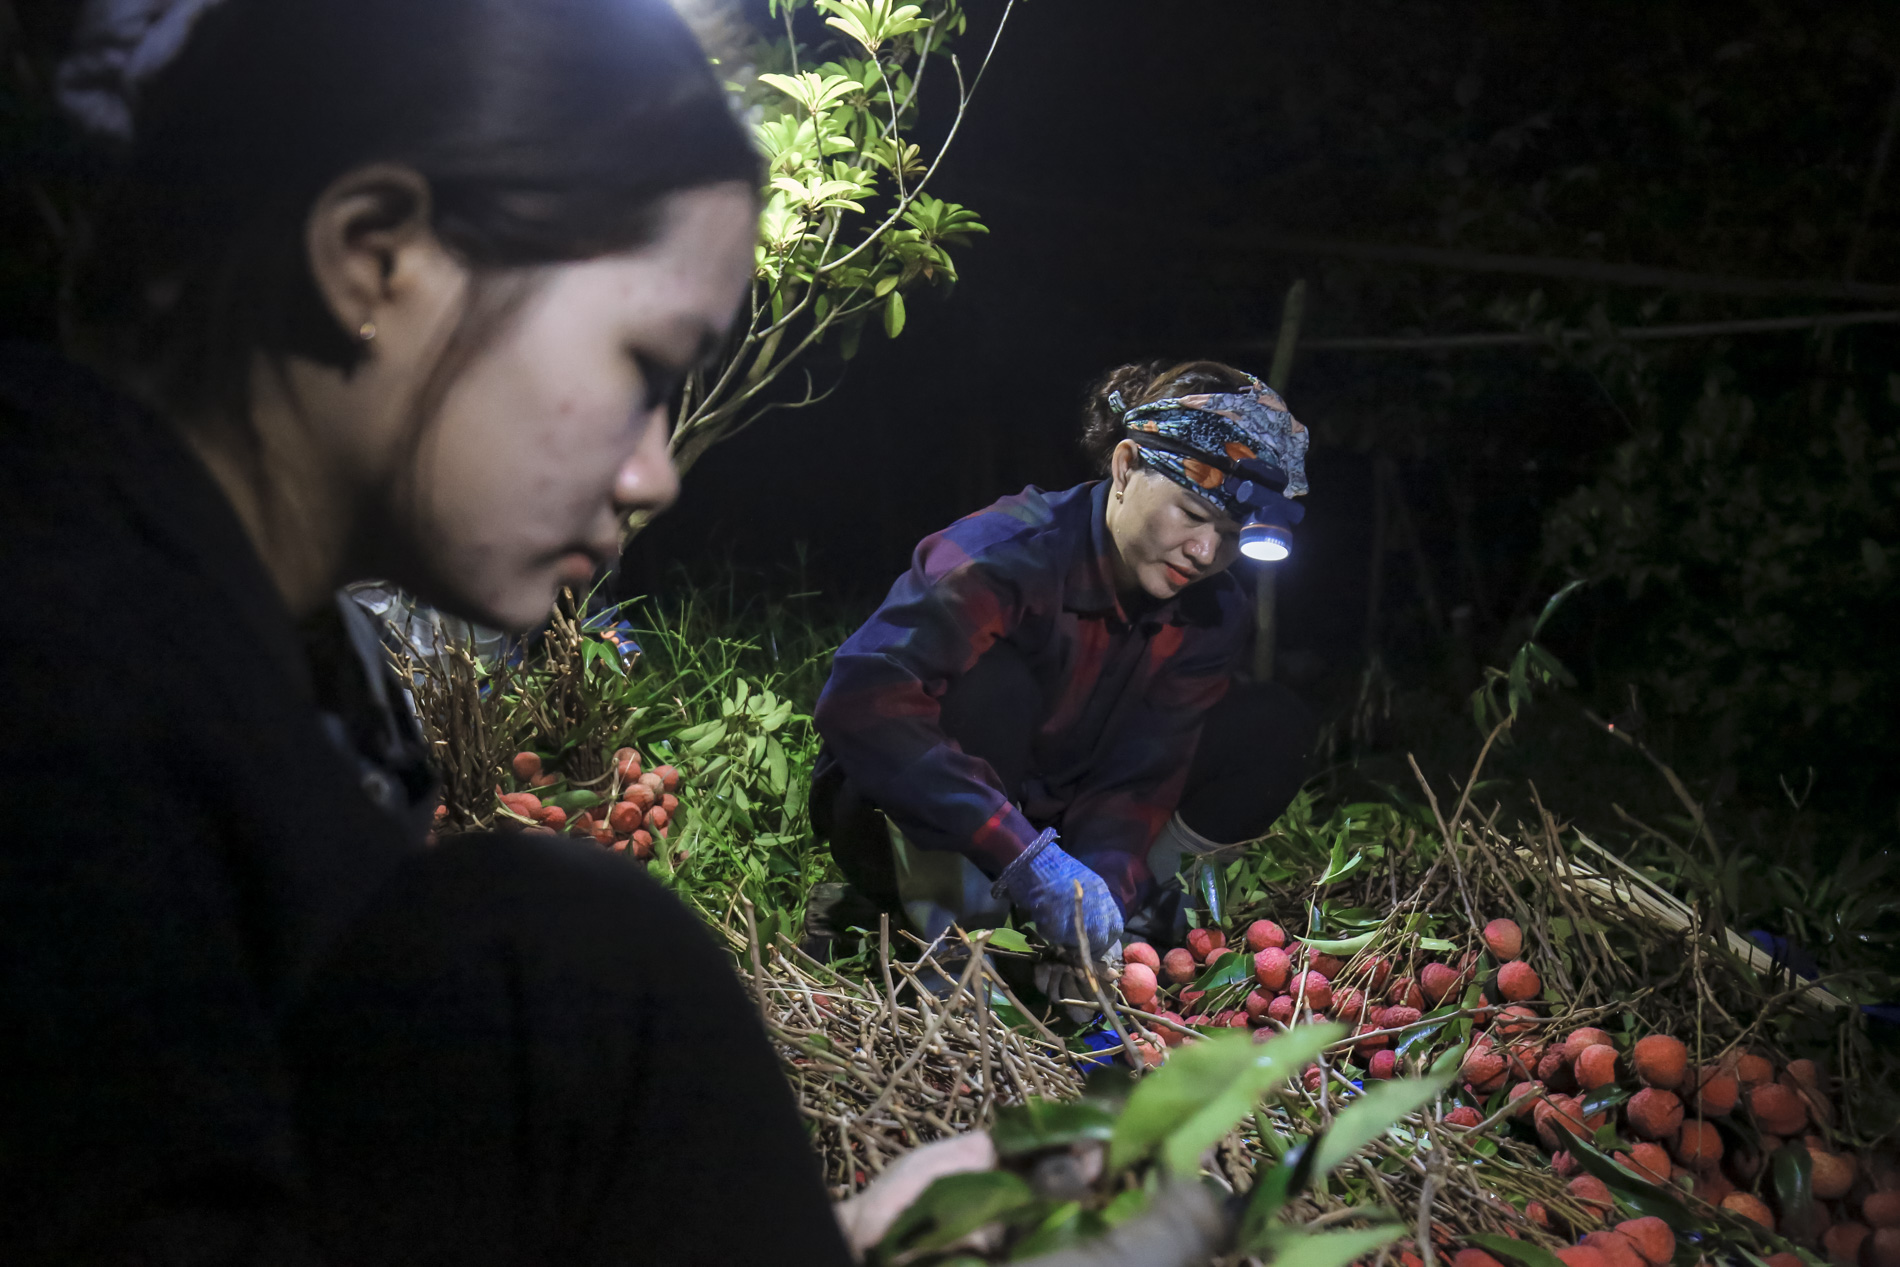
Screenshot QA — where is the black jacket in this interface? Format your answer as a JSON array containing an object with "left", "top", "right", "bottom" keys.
[{"left": 0, "top": 347, "right": 849, "bottom": 1265}]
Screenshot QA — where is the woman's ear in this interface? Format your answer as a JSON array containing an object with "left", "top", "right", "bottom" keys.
[
  {"left": 304, "top": 163, "right": 457, "bottom": 344},
  {"left": 1109, "top": 439, "right": 1143, "bottom": 496}
]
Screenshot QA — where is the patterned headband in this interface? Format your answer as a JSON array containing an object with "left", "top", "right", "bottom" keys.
[{"left": 1110, "top": 374, "right": 1310, "bottom": 522}]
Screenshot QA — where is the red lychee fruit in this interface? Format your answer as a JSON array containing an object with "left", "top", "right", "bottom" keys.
[
  {"left": 653, "top": 764, "right": 680, "bottom": 791},
  {"left": 1721, "top": 1192, "right": 1775, "bottom": 1231},
  {"left": 620, "top": 783, "right": 656, "bottom": 813},
  {"left": 1383, "top": 1005, "right": 1424, "bottom": 1031},
  {"left": 1507, "top": 1081, "right": 1545, "bottom": 1119},
  {"left": 1565, "top": 1027, "right": 1616, "bottom": 1062},
  {"left": 511, "top": 751, "right": 543, "bottom": 781},
  {"left": 1525, "top": 1201, "right": 1551, "bottom": 1230},
  {"left": 1310, "top": 952, "right": 1345, "bottom": 980},
  {"left": 1492, "top": 1004, "right": 1540, "bottom": 1039},
  {"left": 1673, "top": 1120, "right": 1724, "bottom": 1171},
  {"left": 1453, "top": 1249, "right": 1505, "bottom": 1267},
  {"left": 1627, "top": 1088, "right": 1685, "bottom": 1140},
  {"left": 1124, "top": 942, "right": 1161, "bottom": 972},
  {"left": 1615, "top": 1217, "right": 1675, "bottom": 1267},
  {"left": 1129, "top": 1037, "right": 1165, "bottom": 1068},
  {"left": 1445, "top": 1105, "right": 1484, "bottom": 1128},
  {"left": 1367, "top": 1049, "right": 1397, "bottom": 1079},
  {"left": 1364, "top": 955, "right": 1393, "bottom": 992},
  {"left": 1633, "top": 1035, "right": 1687, "bottom": 1089},
  {"left": 1581, "top": 1231, "right": 1647, "bottom": 1267},
  {"left": 1810, "top": 1149, "right": 1856, "bottom": 1201},
  {"left": 611, "top": 747, "right": 641, "bottom": 779},
  {"left": 1267, "top": 994, "right": 1296, "bottom": 1026},
  {"left": 1162, "top": 947, "right": 1198, "bottom": 985},
  {"left": 1186, "top": 926, "right": 1225, "bottom": 962},
  {"left": 1462, "top": 1047, "right": 1507, "bottom": 1094},
  {"left": 1568, "top": 1174, "right": 1614, "bottom": 1221},
  {"left": 1121, "top": 961, "right": 1158, "bottom": 1007},
  {"left": 628, "top": 830, "right": 654, "bottom": 860},
  {"left": 1331, "top": 987, "right": 1368, "bottom": 1022},
  {"left": 1244, "top": 989, "right": 1274, "bottom": 1020},
  {"left": 1735, "top": 1052, "right": 1775, "bottom": 1086},
  {"left": 1254, "top": 947, "right": 1292, "bottom": 990},
  {"left": 1618, "top": 1142, "right": 1672, "bottom": 1184},
  {"left": 1421, "top": 962, "right": 1461, "bottom": 1004},
  {"left": 1497, "top": 960, "right": 1541, "bottom": 1002},
  {"left": 1539, "top": 1044, "right": 1579, "bottom": 1093},
  {"left": 1691, "top": 1170, "right": 1734, "bottom": 1204},
  {"left": 1179, "top": 988, "right": 1205, "bottom": 1010},
  {"left": 1389, "top": 976, "right": 1427, "bottom": 1009},
  {"left": 1865, "top": 1192, "right": 1900, "bottom": 1228},
  {"left": 643, "top": 805, "right": 669, "bottom": 831},
  {"left": 1823, "top": 1223, "right": 1869, "bottom": 1267},
  {"left": 1869, "top": 1229, "right": 1900, "bottom": 1267},
  {"left": 608, "top": 802, "right": 642, "bottom": 834},
  {"left": 1556, "top": 1247, "right": 1611, "bottom": 1267},
  {"left": 1294, "top": 971, "right": 1333, "bottom": 1011},
  {"left": 1693, "top": 1065, "right": 1740, "bottom": 1116},
  {"left": 1483, "top": 918, "right": 1524, "bottom": 961},
  {"left": 1244, "top": 919, "right": 1287, "bottom": 951},
  {"left": 531, "top": 805, "right": 566, "bottom": 829},
  {"left": 1749, "top": 1082, "right": 1809, "bottom": 1136},
  {"left": 1156, "top": 1012, "right": 1190, "bottom": 1046},
  {"left": 1577, "top": 1043, "right": 1620, "bottom": 1091},
  {"left": 1535, "top": 1095, "right": 1590, "bottom": 1150},
  {"left": 1204, "top": 947, "right": 1233, "bottom": 969}
]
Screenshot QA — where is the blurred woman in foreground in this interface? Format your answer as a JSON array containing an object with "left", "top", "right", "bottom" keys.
[{"left": 0, "top": 1, "right": 852, "bottom": 1260}]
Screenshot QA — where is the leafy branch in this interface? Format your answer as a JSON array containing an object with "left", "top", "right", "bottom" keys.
[{"left": 669, "top": 0, "right": 1012, "bottom": 474}]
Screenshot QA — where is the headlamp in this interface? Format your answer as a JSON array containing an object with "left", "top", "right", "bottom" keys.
[{"left": 1129, "top": 434, "right": 1306, "bottom": 564}]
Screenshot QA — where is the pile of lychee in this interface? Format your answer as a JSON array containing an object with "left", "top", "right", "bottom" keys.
[
  {"left": 1113, "top": 916, "right": 1536, "bottom": 1076},
  {"left": 1114, "top": 915, "right": 1896, "bottom": 1267},
  {"left": 483, "top": 746, "right": 682, "bottom": 861},
  {"left": 1507, "top": 1026, "right": 1896, "bottom": 1267}
]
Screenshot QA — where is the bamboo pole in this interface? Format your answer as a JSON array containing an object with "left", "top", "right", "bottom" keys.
[{"left": 1254, "top": 278, "right": 1306, "bottom": 682}]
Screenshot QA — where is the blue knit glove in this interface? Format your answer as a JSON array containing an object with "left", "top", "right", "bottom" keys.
[{"left": 992, "top": 828, "right": 1124, "bottom": 957}]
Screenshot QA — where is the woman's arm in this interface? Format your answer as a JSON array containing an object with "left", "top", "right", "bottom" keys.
[{"left": 814, "top": 536, "right": 1046, "bottom": 878}]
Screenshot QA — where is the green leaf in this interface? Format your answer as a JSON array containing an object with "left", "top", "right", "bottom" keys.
[
  {"left": 1417, "top": 936, "right": 1457, "bottom": 952},
  {"left": 883, "top": 289, "right": 906, "bottom": 338},
  {"left": 1577, "top": 1084, "right": 1633, "bottom": 1119},
  {"left": 1149, "top": 1025, "right": 1343, "bottom": 1176},
  {"left": 873, "top": 273, "right": 900, "bottom": 297},
  {"left": 1247, "top": 1223, "right": 1407, "bottom": 1267},
  {"left": 878, "top": 1170, "right": 1040, "bottom": 1260},
  {"left": 986, "top": 927, "right": 1032, "bottom": 954},
  {"left": 1773, "top": 1143, "right": 1814, "bottom": 1242},
  {"left": 1189, "top": 952, "right": 1255, "bottom": 993},
  {"left": 1532, "top": 578, "right": 1588, "bottom": 639},
  {"left": 991, "top": 1098, "right": 1116, "bottom": 1157},
  {"left": 1396, "top": 1019, "right": 1451, "bottom": 1057},
  {"left": 548, "top": 789, "right": 602, "bottom": 812},
  {"left": 1563, "top": 1135, "right": 1700, "bottom": 1229},
  {"left": 1314, "top": 1071, "right": 1453, "bottom": 1175},
  {"left": 1296, "top": 930, "right": 1381, "bottom": 955},
  {"left": 1471, "top": 1233, "right": 1570, "bottom": 1267},
  {"left": 1007, "top": 1201, "right": 1093, "bottom": 1259}
]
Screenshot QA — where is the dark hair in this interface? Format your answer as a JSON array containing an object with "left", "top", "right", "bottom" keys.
[
  {"left": 64, "top": 0, "right": 759, "bottom": 425},
  {"left": 1078, "top": 359, "right": 1258, "bottom": 473}
]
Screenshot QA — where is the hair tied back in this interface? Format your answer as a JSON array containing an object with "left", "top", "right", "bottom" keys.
[{"left": 56, "top": 0, "right": 232, "bottom": 140}]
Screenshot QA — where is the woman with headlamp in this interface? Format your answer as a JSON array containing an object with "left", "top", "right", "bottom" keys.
[{"left": 811, "top": 360, "right": 1317, "bottom": 963}]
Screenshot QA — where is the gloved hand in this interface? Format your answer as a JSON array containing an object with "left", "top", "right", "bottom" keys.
[{"left": 993, "top": 828, "right": 1124, "bottom": 958}]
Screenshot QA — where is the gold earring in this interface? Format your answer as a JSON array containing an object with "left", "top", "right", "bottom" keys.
[
  {"left": 1115, "top": 490, "right": 1124, "bottom": 502},
  {"left": 358, "top": 320, "right": 377, "bottom": 342}
]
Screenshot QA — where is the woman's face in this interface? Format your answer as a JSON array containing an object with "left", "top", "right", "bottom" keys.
[
  {"left": 375, "top": 184, "right": 756, "bottom": 631},
  {"left": 1105, "top": 442, "right": 1243, "bottom": 602}
]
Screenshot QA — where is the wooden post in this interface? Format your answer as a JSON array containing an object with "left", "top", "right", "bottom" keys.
[{"left": 1255, "top": 279, "right": 1306, "bottom": 682}]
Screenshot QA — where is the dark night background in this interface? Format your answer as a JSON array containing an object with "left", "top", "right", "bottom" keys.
[{"left": 5, "top": 2, "right": 1897, "bottom": 913}]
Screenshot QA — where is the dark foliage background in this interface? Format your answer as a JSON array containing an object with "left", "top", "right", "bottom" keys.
[{"left": 5, "top": 0, "right": 1896, "bottom": 892}]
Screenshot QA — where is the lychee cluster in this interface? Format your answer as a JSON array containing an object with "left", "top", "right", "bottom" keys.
[{"left": 472, "top": 746, "right": 682, "bottom": 862}]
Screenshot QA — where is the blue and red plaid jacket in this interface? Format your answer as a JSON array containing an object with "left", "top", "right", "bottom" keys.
[{"left": 814, "top": 481, "right": 1252, "bottom": 915}]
